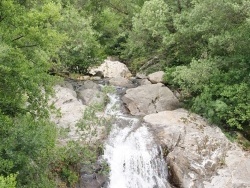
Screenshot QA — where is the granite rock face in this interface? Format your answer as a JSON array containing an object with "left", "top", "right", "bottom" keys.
[
  {"left": 122, "top": 83, "right": 179, "bottom": 115},
  {"left": 144, "top": 109, "right": 250, "bottom": 188}
]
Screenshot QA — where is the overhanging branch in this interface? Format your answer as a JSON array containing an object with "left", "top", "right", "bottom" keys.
[
  {"left": 18, "top": 44, "right": 37, "bottom": 48},
  {"left": 12, "top": 35, "right": 24, "bottom": 42}
]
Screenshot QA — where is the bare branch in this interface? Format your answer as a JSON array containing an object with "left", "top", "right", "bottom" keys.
[
  {"left": 18, "top": 44, "right": 37, "bottom": 48},
  {"left": 107, "top": 2, "right": 129, "bottom": 15},
  {"left": 12, "top": 35, "right": 24, "bottom": 42}
]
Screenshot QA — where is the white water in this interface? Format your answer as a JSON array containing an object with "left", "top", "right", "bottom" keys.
[{"left": 103, "top": 93, "right": 169, "bottom": 188}]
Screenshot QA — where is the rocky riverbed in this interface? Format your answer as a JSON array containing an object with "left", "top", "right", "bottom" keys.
[{"left": 51, "top": 59, "right": 250, "bottom": 188}]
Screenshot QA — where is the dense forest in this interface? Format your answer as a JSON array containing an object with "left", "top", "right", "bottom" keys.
[{"left": 0, "top": 0, "right": 249, "bottom": 187}]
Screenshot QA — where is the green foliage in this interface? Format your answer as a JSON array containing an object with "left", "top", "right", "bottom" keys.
[
  {"left": 57, "top": 5, "right": 104, "bottom": 74},
  {"left": 51, "top": 141, "right": 98, "bottom": 187},
  {"left": 82, "top": 0, "right": 146, "bottom": 57},
  {"left": 0, "top": 1, "right": 63, "bottom": 187},
  {"left": 123, "top": 0, "right": 172, "bottom": 63},
  {"left": 0, "top": 0, "right": 63, "bottom": 117},
  {"left": 52, "top": 95, "right": 113, "bottom": 186},
  {"left": 170, "top": 58, "right": 220, "bottom": 96},
  {"left": 191, "top": 83, "right": 250, "bottom": 130},
  {"left": 0, "top": 114, "right": 57, "bottom": 187},
  {"left": 95, "top": 7, "right": 126, "bottom": 56},
  {"left": 166, "top": 0, "right": 250, "bottom": 131},
  {"left": 0, "top": 174, "right": 17, "bottom": 188}
]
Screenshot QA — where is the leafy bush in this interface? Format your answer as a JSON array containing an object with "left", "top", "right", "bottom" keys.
[
  {"left": 162, "top": 0, "right": 250, "bottom": 132},
  {"left": 0, "top": 114, "right": 57, "bottom": 187},
  {"left": 0, "top": 174, "right": 17, "bottom": 188}
]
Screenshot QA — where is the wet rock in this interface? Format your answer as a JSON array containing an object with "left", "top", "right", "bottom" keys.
[
  {"left": 148, "top": 71, "right": 164, "bottom": 84},
  {"left": 122, "top": 83, "right": 179, "bottom": 115},
  {"left": 144, "top": 109, "right": 250, "bottom": 188},
  {"left": 89, "top": 60, "right": 132, "bottom": 78},
  {"left": 79, "top": 161, "right": 108, "bottom": 188}
]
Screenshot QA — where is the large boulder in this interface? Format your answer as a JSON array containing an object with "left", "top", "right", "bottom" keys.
[
  {"left": 122, "top": 83, "right": 179, "bottom": 115},
  {"left": 148, "top": 71, "right": 164, "bottom": 83},
  {"left": 144, "top": 109, "right": 250, "bottom": 188},
  {"left": 89, "top": 60, "right": 132, "bottom": 78},
  {"left": 50, "top": 85, "right": 86, "bottom": 140}
]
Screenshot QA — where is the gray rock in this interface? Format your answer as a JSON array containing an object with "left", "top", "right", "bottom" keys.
[
  {"left": 109, "top": 77, "right": 132, "bottom": 87},
  {"left": 138, "top": 78, "right": 152, "bottom": 85},
  {"left": 78, "top": 89, "right": 105, "bottom": 106},
  {"left": 136, "top": 72, "right": 147, "bottom": 79},
  {"left": 79, "top": 173, "right": 106, "bottom": 188},
  {"left": 148, "top": 71, "right": 165, "bottom": 84},
  {"left": 78, "top": 80, "right": 100, "bottom": 91},
  {"left": 60, "top": 81, "right": 74, "bottom": 91},
  {"left": 144, "top": 110, "right": 250, "bottom": 188},
  {"left": 122, "top": 83, "right": 179, "bottom": 115}
]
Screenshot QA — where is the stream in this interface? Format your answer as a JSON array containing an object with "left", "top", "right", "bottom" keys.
[{"left": 103, "top": 92, "right": 170, "bottom": 188}]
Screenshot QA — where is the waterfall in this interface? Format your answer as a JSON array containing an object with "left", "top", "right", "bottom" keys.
[{"left": 103, "top": 93, "right": 169, "bottom": 188}]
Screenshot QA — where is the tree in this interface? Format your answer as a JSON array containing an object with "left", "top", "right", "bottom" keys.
[
  {"left": 0, "top": 0, "right": 63, "bottom": 186},
  {"left": 56, "top": 5, "right": 104, "bottom": 74},
  {"left": 0, "top": 0, "right": 64, "bottom": 117},
  {"left": 121, "top": 0, "right": 173, "bottom": 72},
  {"left": 166, "top": 0, "right": 250, "bottom": 130}
]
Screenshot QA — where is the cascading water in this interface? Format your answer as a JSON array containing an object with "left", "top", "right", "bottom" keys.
[{"left": 103, "top": 93, "right": 169, "bottom": 188}]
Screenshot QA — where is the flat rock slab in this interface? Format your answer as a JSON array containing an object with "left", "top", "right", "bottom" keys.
[
  {"left": 144, "top": 109, "right": 250, "bottom": 188},
  {"left": 122, "top": 83, "right": 179, "bottom": 115}
]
